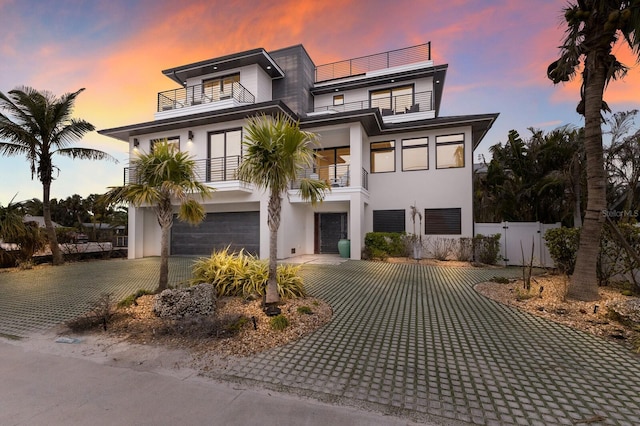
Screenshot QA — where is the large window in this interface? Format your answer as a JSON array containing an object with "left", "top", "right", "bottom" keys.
[
  {"left": 402, "top": 137, "right": 428, "bottom": 171},
  {"left": 424, "top": 208, "right": 461, "bottom": 235},
  {"left": 150, "top": 136, "right": 180, "bottom": 153},
  {"left": 373, "top": 210, "right": 405, "bottom": 233},
  {"left": 371, "top": 141, "right": 395, "bottom": 173},
  {"left": 316, "top": 147, "right": 350, "bottom": 187},
  {"left": 208, "top": 129, "right": 242, "bottom": 181},
  {"left": 203, "top": 73, "right": 240, "bottom": 101},
  {"left": 436, "top": 134, "right": 465, "bottom": 169},
  {"left": 370, "top": 85, "right": 413, "bottom": 115}
]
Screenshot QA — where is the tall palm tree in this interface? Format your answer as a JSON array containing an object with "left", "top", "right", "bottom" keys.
[
  {"left": 0, "top": 87, "right": 114, "bottom": 265},
  {"left": 547, "top": 0, "right": 640, "bottom": 301},
  {"left": 237, "top": 114, "right": 330, "bottom": 305},
  {"left": 101, "top": 141, "right": 212, "bottom": 291}
]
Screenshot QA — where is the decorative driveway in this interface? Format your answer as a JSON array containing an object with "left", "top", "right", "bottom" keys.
[{"left": 1, "top": 258, "right": 640, "bottom": 425}]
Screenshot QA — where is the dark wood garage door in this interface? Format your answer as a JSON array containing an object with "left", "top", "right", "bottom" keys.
[{"left": 171, "top": 211, "right": 260, "bottom": 256}]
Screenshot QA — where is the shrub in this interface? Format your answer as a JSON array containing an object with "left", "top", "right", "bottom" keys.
[
  {"left": 66, "top": 293, "right": 115, "bottom": 332},
  {"left": 455, "top": 237, "right": 474, "bottom": 261},
  {"left": 297, "top": 305, "right": 313, "bottom": 315},
  {"left": 190, "top": 247, "right": 306, "bottom": 298},
  {"left": 544, "top": 227, "right": 580, "bottom": 274},
  {"left": 270, "top": 314, "right": 290, "bottom": 331},
  {"left": 473, "top": 234, "right": 501, "bottom": 265},
  {"left": 364, "top": 232, "right": 407, "bottom": 259},
  {"left": 428, "top": 237, "right": 456, "bottom": 261},
  {"left": 118, "top": 289, "right": 155, "bottom": 308},
  {"left": 491, "top": 276, "right": 510, "bottom": 284}
]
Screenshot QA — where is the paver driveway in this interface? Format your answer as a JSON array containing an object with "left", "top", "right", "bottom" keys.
[{"left": 1, "top": 258, "right": 640, "bottom": 425}]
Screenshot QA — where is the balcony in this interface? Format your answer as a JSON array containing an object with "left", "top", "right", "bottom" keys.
[
  {"left": 311, "top": 90, "right": 434, "bottom": 122},
  {"left": 291, "top": 165, "right": 369, "bottom": 191},
  {"left": 315, "top": 42, "right": 431, "bottom": 82},
  {"left": 156, "top": 81, "right": 255, "bottom": 113},
  {"left": 124, "top": 156, "right": 251, "bottom": 192}
]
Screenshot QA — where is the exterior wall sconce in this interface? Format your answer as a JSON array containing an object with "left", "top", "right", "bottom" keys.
[
  {"left": 188, "top": 131, "right": 194, "bottom": 143},
  {"left": 133, "top": 138, "right": 139, "bottom": 148}
]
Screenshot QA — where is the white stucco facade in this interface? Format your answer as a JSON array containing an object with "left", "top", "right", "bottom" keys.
[{"left": 100, "top": 42, "right": 497, "bottom": 262}]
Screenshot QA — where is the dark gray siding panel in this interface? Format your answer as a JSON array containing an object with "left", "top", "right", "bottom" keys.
[
  {"left": 171, "top": 211, "right": 260, "bottom": 256},
  {"left": 270, "top": 45, "right": 315, "bottom": 115}
]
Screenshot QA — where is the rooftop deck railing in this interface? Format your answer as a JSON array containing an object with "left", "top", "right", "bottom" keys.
[
  {"left": 313, "top": 90, "right": 433, "bottom": 116},
  {"left": 157, "top": 81, "right": 255, "bottom": 113},
  {"left": 315, "top": 42, "right": 431, "bottom": 83}
]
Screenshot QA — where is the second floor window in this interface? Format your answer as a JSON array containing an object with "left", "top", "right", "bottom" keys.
[
  {"left": 208, "top": 129, "right": 242, "bottom": 181},
  {"left": 150, "top": 136, "right": 180, "bottom": 153},
  {"left": 436, "top": 134, "right": 465, "bottom": 169},
  {"left": 402, "top": 137, "right": 428, "bottom": 171},
  {"left": 370, "top": 85, "right": 413, "bottom": 115},
  {"left": 371, "top": 141, "right": 395, "bottom": 173}
]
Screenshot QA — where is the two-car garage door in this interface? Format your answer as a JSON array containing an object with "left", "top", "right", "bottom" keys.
[{"left": 170, "top": 211, "right": 260, "bottom": 256}]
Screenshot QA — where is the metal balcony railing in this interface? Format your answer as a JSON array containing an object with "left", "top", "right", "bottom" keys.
[
  {"left": 124, "top": 156, "right": 243, "bottom": 185},
  {"left": 313, "top": 90, "right": 433, "bottom": 116},
  {"left": 291, "top": 165, "right": 369, "bottom": 191},
  {"left": 157, "top": 81, "right": 256, "bottom": 112},
  {"left": 315, "top": 42, "right": 431, "bottom": 82}
]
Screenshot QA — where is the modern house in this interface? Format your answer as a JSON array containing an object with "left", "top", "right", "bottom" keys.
[{"left": 99, "top": 42, "right": 498, "bottom": 260}]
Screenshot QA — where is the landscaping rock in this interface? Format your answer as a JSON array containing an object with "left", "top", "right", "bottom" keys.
[
  {"left": 153, "top": 284, "right": 216, "bottom": 320},
  {"left": 607, "top": 299, "right": 640, "bottom": 324}
]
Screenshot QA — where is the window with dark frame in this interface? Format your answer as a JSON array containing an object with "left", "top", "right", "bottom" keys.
[
  {"left": 424, "top": 208, "right": 461, "bottom": 235},
  {"left": 373, "top": 209, "right": 406, "bottom": 233},
  {"left": 402, "top": 137, "right": 429, "bottom": 171},
  {"left": 370, "top": 85, "right": 414, "bottom": 115},
  {"left": 208, "top": 128, "right": 243, "bottom": 181},
  {"left": 371, "top": 141, "right": 395, "bottom": 173},
  {"left": 333, "top": 94, "right": 344, "bottom": 106},
  {"left": 202, "top": 73, "right": 240, "bottom": 101},
  {"left": 150, "top": 136, "right": 180, "bottom": 153},
  {"left": 436, "top": 134, "right": 465, "bottom": 169}
]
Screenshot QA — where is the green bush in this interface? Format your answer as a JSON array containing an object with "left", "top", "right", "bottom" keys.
[
  {"left": 364, "top": 232, "right": 407, "bottom": 259},
  {"left": 270, "top": 314, "right": 290, "bottom": 331},
  {"left": 473, "top": 234, "right": 501, "bottom": 265},
  {"left": 544, "top": 227, "right": 580, "bottom": 274},
  {"left": 297, "top": 305, "right": 313, "bottom": 315},
  {"left": 190, "top": 247, "right": 306, "bottom": 298},
  {"left": 118, "top": 289, "right": 154, "bottom": 308}
]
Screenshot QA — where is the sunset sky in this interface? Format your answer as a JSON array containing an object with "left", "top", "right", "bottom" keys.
[{"left": 1, "top": 0, "right": 639, "bottom": 205}]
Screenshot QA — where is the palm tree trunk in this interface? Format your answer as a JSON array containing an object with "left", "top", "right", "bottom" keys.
[
  {"left": 569, "top": 59, "right": 607, "bottom": 301},
  {"left": 42, "top": 182, "right": 64, "bottom": 265},
  {"left": 157, "top": 202, "right": 172, "bottom": 292},
  {"left": 266, "top": 191, "right": 281, "bottom": 304}
]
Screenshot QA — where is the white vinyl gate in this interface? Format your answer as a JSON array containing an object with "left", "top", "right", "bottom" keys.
[{"left": 474, "top": 222, "right": 561, "bottom": 268}]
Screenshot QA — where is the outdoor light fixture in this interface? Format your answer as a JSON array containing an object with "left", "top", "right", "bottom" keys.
[
  {"left": 133, "top": 138, "right": 139, "bottom": 148},
  {"left": 188, "top": 131, "right": 194, "bottom": 142}
]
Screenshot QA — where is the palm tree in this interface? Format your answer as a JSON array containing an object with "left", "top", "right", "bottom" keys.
[
  {"left": 101, "top": 141, "right": 212, "bottom": 291},
  {"left": 547, "top": 0, "right": 640, "bottom": 301},
  {"left": 237, "top": 114, "right": 330, "bottom": 305},
  {"left": 0, "top": 87, "right": 114, "bottom": 265},
  {"left": 0, "top": 196, "right": 45, "bottom": 265}
]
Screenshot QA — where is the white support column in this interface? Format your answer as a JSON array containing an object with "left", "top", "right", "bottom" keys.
[
  {"left": 349, "top": 194, "right": 363, "bottom": 260},
  {"left": 128, "top": 205, "right": 144, "bottom": 259},
  {"left": 349, "top": 123, "right": 363, "bottom": 188}
]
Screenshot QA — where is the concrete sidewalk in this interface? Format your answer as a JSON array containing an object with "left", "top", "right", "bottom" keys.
[{"left": 0, "top": 339, "right": 431, "bottom": 426}]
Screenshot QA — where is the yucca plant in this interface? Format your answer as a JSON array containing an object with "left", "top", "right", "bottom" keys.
[{"left": 191, "top": 247, "right": 306, "bottom": 298}]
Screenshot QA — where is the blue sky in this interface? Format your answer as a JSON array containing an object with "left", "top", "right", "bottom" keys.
[{"left": 1, "top": 0, "right": 639, "bottom": 205}]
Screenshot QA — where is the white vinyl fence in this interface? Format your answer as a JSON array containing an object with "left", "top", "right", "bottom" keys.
[{"left": 475, "top": 222, "right": 561, "bottom": 268}]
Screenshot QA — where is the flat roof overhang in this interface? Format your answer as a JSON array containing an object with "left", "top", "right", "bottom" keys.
[
  {"left": 311, "top": 64, "right": 447, "bottom": 117},
  {"left": 98, "top": 101, "right": 297, "bottom": 141},
  {"left": 300, "top": 109, "right": 498, "bottom": 150},
  {"left": 162, "top": 48, "right": 285, "bottom": 85}
]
